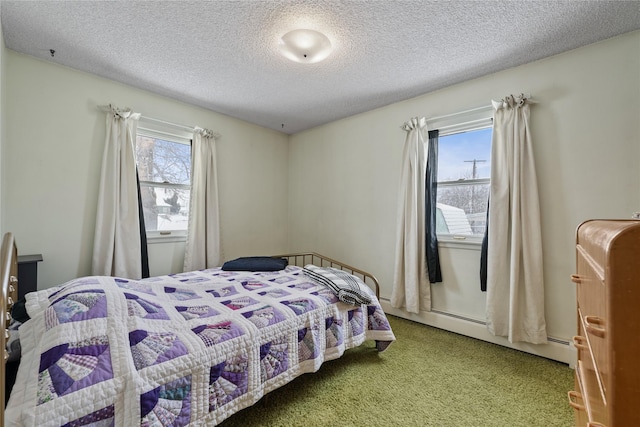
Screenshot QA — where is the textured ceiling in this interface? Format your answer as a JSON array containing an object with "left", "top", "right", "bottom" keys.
[{"left": 2, "top": 1, "right": 640, "bottom": 134}]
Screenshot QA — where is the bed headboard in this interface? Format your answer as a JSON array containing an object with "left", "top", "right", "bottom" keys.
[
  {"left": 0, "top": 232, "right": 18, "bottom": 424},
  {"left": 274, "top": 252, "right": 380, "bottom": 299}
]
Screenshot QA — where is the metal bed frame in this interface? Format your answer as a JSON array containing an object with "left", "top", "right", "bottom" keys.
[
  {"left": 1, "top": 233, "right": 18, "bottom": 426},
  {"left": 273, "top": 252, "right": 380, "bottom": 299}
]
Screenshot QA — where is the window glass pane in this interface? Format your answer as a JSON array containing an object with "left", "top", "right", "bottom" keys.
[
  {"left": 136, "top": 136, "right": 191, "bottom": 185},
  {"left": 437, "top": 184, "right": 489, "bottom": 236},
  {"left": 140, "top": 184, "right": 190, "bottom": 232},
  {"left": 437, "top": 127, "right": 492, "bottom": 181},
  {"left": 136, "top": 133, "right": 191, "bottom": 235},
  {"left": 436, "top": 126, "right": 492, "bottom": 236}
]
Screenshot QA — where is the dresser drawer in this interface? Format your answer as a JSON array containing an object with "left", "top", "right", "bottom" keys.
[
  {"left": 574, "top": 246, "right": 608, "bottom": 391},
  {"left": 575, "top": 360, "right": 608, "bottom": 426},
  {"left": 574, "top": 245, "right": 606, "bottom": 323},
  {"left": 578, "top": 308, "right": 608, "bottom": 398},
  {"left": 569, "top": 374, "right": 589, "bottom": 426},
  {"left": 573, "top": 314, "right": 605, "bottom": 401}
]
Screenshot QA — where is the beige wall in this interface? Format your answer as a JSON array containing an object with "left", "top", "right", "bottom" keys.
[
  {"left": 0, "top": 13, "right": 5, "bottom": 234},
  {"left": 3, "top": 51, "right": 290, "bottom": 287},
  {"left": 2, "top": 30, "right": 639, "bottom": 361},
  {"left": 289, "top": 31, "right": 640, "bottom": 350}
]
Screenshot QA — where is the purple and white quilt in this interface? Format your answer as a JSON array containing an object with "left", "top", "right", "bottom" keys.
[{"left": 6, "top": 265, "right": 395, "bottom": 426}]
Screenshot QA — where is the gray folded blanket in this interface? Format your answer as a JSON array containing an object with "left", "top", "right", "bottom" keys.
[{"left": 303, "top": 264, "right": 372, "bottom": 305}]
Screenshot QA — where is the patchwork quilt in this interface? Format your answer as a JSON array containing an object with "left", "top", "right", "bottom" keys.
[{"left": 6, "top": 266, "right": 395, "bottom": 427}]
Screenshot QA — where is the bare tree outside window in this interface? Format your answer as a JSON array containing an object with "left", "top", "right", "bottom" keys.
[
  {"left": 137, "top": 135, "right": 159, "bottom": 230},
  {"left": 136, "top": 132, "right": 191, "bottom": 234}
]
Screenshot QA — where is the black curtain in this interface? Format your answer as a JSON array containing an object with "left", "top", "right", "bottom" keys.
[
  {"left": 136, "top": 171, "right": 150, "bottom": 278},
  {"left": 480, "top": 198, "right": 489, "bottom": 291},
  {"left": 426, "top": 130, "right": 442, "bottom": 283}
]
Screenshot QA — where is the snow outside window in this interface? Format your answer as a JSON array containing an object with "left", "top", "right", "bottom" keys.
[
  {"left": 430, "top": 110, "right": 493, "bottom": 242},
  {"left": 136, "top": 127, "right": 191, "bottom": 240}
]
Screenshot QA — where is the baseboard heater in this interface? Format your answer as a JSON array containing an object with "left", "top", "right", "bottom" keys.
[
  {"left": 430, "top": 309, "right": 570, "bottom": 345},
  {"left": 380, "top": 299, "right": 574, "bottom": 365}
]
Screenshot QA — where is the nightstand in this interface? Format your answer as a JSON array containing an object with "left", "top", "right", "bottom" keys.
[{"left": 17, "top": 254, "right": 43, "bottom": 299}]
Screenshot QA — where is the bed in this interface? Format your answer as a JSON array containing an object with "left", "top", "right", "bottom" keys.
[{"left": 0, "top": 233, "right": 395, "bottom": 426}]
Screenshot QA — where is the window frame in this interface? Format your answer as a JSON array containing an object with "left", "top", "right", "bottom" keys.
[
  {"left": 427, "top": 106, "right": 493, "bottom": 246},
  {"left": 136, "top": 122, "right": 193, "bottom": 243}
]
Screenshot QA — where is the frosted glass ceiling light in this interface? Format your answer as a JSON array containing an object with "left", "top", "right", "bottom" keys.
[{"left": 278, "top": 29, "right": 332, "bottom": 64}]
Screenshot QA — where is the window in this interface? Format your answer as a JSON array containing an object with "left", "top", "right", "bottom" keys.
[
  {"left": 429, "top": 108, "right": 493, "bottom": 240},
  {"left": 136, "top": 126, "right": 192, "bottom": 239}
]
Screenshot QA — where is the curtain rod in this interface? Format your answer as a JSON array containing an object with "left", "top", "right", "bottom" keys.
[
  {"left": 97, "top": 105, "right": 210, "bottom": 135},
  {"left": 427, "top": 104, "right": 493, "bottom": 122},
  {"left": 423, "top": 94, "right": 533, "bottom": 124},
  {"left": 400, "top": 105, "right": 492, "bottom": 131},
  {"left": 435, "top": 117, "right": 493, "bottom": 134},
  {"left": 138, "top": 115, "right": 196, "bottom": 133}
]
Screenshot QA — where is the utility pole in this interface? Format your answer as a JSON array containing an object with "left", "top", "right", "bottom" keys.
[
  {"left": 464, "top": 159, "right": 486, "bottom": 179},
  {"left": 464, "top": 159, "right": 486, "bottom": 213}
]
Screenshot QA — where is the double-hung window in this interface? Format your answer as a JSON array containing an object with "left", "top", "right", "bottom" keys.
[
  {"left": 429, "top": 108, "right": 493, "bottom": 242},
  {"left": 135, "top": 124, "right": 192, "bottom": 241}
]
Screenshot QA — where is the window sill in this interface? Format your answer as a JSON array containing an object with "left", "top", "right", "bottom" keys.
[
  {"left": 437, "top": 235, "right": 483, "bottom": 250},
  {"left": 147, "top": 234, "right": 187, "bottom": 244}
]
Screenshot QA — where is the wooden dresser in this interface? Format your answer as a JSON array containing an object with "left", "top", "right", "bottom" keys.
[{"left": 568, "top": 220, "right": 640, "bottom": 427}]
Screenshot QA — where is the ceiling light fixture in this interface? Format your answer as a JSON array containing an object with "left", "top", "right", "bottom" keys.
[{"left": 278, "top": 29, "right": 332, "bottom": 64}]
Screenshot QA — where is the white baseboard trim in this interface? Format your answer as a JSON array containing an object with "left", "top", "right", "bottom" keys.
[{"left": 380, "top": 299, "right": 576, "bottom": 367}]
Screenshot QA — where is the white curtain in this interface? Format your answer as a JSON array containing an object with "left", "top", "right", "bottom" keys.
[
  {"left": 486, "top": 94, "right": 547, "bottom": 344},
  {"left": 391, "top": 117, "right": 430, "bottom": 313},
  {"left": 92, "top": 105, "right": 143, "bottom": 278},
  {"left": 183, "top": 128, "right": 222, "bottom": 271}
]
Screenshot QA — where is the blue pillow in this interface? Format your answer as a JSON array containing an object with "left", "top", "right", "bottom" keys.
[{"left": 221, "top": 256, "right": 288, "bottom": 272}]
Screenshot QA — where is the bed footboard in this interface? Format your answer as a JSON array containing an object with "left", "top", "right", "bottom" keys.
[
  {"left": 0, "top": 233, "right": 18, "bottom": 426},
  {"left": 273, "top": 252, "right": 380, "bottom": 299}
]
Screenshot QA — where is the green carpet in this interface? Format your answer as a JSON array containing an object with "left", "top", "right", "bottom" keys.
[{"left": 219, "top": 315, "right": 574, "bottom": 426}]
